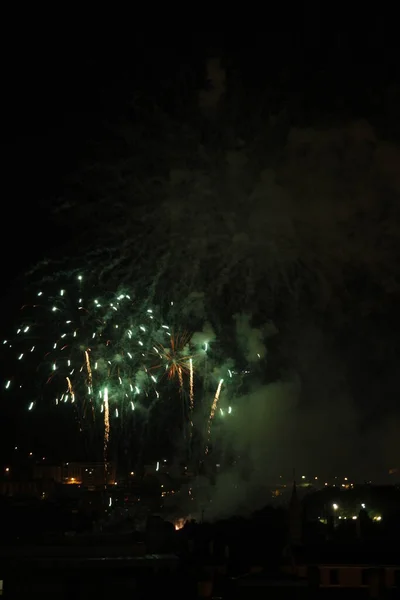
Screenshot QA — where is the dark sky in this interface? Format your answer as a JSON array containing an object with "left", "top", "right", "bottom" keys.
[
  {"left": 3, "top": 30, "right": 400, "bottom": 474},
  {"left": 5, "top": 30, "right": 397, "bottom": 277}
]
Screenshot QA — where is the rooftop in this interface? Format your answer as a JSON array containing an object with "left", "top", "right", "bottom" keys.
[{"left": 292, "top": 542, "right": 400, "bottom": 566}]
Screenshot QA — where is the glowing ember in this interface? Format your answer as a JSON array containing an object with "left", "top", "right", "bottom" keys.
[{"left": 174, "top": 517, "right": 187, "bottom": 531}]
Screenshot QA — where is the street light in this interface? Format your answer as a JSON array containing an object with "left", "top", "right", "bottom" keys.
[{"left": 333, "top": 503, "right": 339, "bottom": 511}]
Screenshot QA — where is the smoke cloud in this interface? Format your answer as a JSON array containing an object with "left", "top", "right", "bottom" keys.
[
  {"left": 191, "top": 322, "right": 216, "bottom": 349},
  {"left": 186, "top": 380, "right": 400, "bottom": 521},
  {"left": 234, "top": 314, "right": 267, "bottom": 362},
  {"left": 181, "top": 318, "right": 400, "bottom": 522}
]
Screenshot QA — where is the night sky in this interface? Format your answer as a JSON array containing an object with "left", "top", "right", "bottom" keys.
[{"left": 2, "top": 30, "right": 400, "bottom": 480}]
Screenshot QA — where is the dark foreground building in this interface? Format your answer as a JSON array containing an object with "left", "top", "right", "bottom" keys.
[{"left": 0, "top": 546, "right": 182, "bottom": 598}]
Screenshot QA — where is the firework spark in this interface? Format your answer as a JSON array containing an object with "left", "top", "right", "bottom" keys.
[
  {"left": 205, "top": 378, "right": 224, "bottom": 455},
  {"left": 189, "top": 357, "right": 194, "bottom": 434},
  {"left": 153, "top": 331, "right": 193, "bottom": 381},
  {"left": 103, "top": 386, "right": 110, "bottom": 453}
]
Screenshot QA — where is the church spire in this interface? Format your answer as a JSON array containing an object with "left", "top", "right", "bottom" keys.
[{"left": 288, "top": 468, "right": 302, "bottom": 545}]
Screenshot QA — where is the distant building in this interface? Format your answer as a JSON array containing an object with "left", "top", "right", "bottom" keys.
[
  {"left": 33, "top": 464, "right": 62, "bottom": 483},
  {"left": 62, "top": 462, "right": 116, "bottom": 488},
  {"left": 0, "top": 480, "right": 39, "bottom": 498},
  {"left": 231, "top": 571, "right": 307, "bottom": 596},
  {"left": 284, "top": 543, "right": 400, "bottom": 592}
]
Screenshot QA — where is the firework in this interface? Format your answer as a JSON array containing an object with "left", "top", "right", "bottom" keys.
[
  {"left": 152, "top": 330, "right": 193, "bottom": 387},
  {"left": 2, "top": 273, "right": 239, "bottom": 462},
  {"left": 2, "top": 275, "right": 179, "bottom": 454}
]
